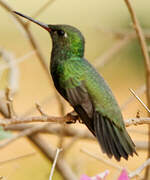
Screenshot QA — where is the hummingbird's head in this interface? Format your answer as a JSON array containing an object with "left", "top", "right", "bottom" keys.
[
  {"left": 13, "top": 11, "right": 85, "bottom": 58},
  {"left": 48, "top": 24, "right": 85, "bottom": 58}
]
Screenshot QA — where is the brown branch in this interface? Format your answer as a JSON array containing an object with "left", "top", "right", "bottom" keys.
[
  {"left": 0, "top": 0, "right": 49, "bottom": 75},
  {"left": 4, "top": 123, "right": 95, "bottom": 139},
  {"left": 3, "top": 123, "right": 149, "bottom": 151},
  {"left": 0, "top": 113, "right": 79, "bottom": 126},
  {"left": 0, "top": 97, "right": 77, "bottom": 180},
  {"left": 124, "top": 1, "right": 150, "bottom": 178},
  {"left": 125, "top": 117, "right": 150, "bottom": 127},
  {"left": 0, "top": 0, "right": 63, "bottom": 114},
  {"left": 0, "top": 115, "right": 150, "bottom": 127},
  {"left": 0, "top": 109, "right": 77, "bottom": 180},
  {"left": 0, "top": 2, "right": 75, "bottom": 179},
  {"left": 124, "top": 0, "right": 150, "bottom": 69}
]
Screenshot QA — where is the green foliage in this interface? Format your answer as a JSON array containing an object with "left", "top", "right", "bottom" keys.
[{"left": 0, "top": 126, "right": 12, "bottom": 140}]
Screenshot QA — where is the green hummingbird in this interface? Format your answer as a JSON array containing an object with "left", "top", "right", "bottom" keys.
[{"left": 14, "top": 11, "right": 137, "bottom": 161}]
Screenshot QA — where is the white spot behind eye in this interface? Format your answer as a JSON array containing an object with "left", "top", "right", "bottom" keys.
[{"left": 64, "top": 32, "right": 68, "bottom": 38}]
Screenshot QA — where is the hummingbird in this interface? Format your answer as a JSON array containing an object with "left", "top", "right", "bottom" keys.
[{"left": 14, "top": 11, "right": 137, "bottom": 161}]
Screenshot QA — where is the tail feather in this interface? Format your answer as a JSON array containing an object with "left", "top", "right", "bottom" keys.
[
  {"left": 94, "top": 112, "right": 137, "bottom": 161},
  {"left": 101, "top": 116, "right": 121, "bottom": 160},
  {"left": 113, "top": 126, "right": 134, "bottom": 156},
  {"left": 74, "top": 105, "right": 137, "bottom": 161},
  {"left": 94, "top": 114, "right": 112, "bottom": 157},
  {"left": 105, "top": 119, "right": 128, "bottom": 160}
]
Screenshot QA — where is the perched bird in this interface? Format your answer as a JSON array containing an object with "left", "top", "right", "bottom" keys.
[{"left": 14, "top": 11, "right": 137, "bottom": 161}]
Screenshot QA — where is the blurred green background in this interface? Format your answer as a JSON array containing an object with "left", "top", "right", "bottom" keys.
[{"left": 0, "top": 0, "right": 150, "bottom": 179}]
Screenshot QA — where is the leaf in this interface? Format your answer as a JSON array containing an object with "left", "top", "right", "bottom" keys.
[
  {"left": 118, "top": 169, "right": 130, "bottom": 180},
  {"left": 0, "top": 127, "right": 12, "bottom": 140}
]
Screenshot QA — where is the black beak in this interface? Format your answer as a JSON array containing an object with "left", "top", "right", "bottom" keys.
[{"left": 13, "top": 11, "right": 51, "bottom": 32}]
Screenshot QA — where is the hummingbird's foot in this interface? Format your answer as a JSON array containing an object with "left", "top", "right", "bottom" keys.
[
  {"left": 78, "top": 119, "right": 84, "bottom": 124},
  {"left": 65, "top": 111, "right": 79, "bottom": 124}
]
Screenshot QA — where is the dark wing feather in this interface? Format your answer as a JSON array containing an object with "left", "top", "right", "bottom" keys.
[
  {"left": 53, "top": 74, "right": 137, "bottom": 161},
  {"left": 65, "top": 82, "right": 95, "bottom": 135},
  {"left": 94, "top": 111, "right": 136, "bottom": 161}
]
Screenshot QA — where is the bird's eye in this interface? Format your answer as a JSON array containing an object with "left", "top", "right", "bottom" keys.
[{"left": 57, "top": 30, "right": 65, "bottom": 36}]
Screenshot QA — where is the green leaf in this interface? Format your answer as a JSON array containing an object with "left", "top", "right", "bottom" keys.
[{"left": 0, "top": 126, "right": 12, "bottom": 140}]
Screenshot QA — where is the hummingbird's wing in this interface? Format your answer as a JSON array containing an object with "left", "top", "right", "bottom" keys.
[
  {"left": 64, "top": 79, "right": 136, "bottom": 161},
  {"left": 55, "top": 58, "right": 136, "bottom": 160},
  {"left": 65, "top": 79, "right": 95, "bottom": 135}
]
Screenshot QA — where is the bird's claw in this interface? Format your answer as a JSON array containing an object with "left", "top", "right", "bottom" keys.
[
  {"left": 78, "top": 119, "right": 84, "bottom": 124},
  {"left": 65, "top": 111, "right": 79, "bottom": 124}
]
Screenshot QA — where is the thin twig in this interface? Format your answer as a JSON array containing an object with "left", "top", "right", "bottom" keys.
[
  {"left": 94, "top": 31, "right": 150, "bottom": 69},
  {"left": 129, "top": 158, "right": 150, "bottom": 178},
  {"left": 22, "top": 94, "right": 54, "bottom": 116},
  {"left": 124, "top": 1, "right": 150, "bottom": 178},
  {"left": 0, "top": 0, "right": 49, "bottom": 78},
  {"left": 129, "top": 88, "right": 150, "bottom": 113},
  {"left": 0, "top": 115, "right": 150, "bottom": 127},
  {"left": 0, "top": 110, "right": 80, "bottom": 126},
  {"left": 124, "top": 0, "right": 150, "bottom": 70},
  {"left": 49, "top": 148, "right": 62, "bottom": 180},
  {"left": 4, "top": 124, "right": 95, "bottom": 139},
  {"left": 0, "top": 115, "right": 65, "bottom": 126},
  {"left": 26, "top": 0, "right": 55, "bottom": 27},
  {"left": 35, "top": 102, "right": 48, "bottom": 116},
  {"left": 121, "top": 85, "right": 146, "bottom": 110},
  {"left": 5, "top": 88, "right": 15, "bottom": 118},
  {"left": 0, "top": 152, "right": 36, "bottom": 165},
  {"left": 125, "top": 117, "right": 150, "bottom": 127},
  {"left": 30, "top": 134, "right": 77, "bottom": 180},
  {"left": 0, "top": 2, "right": 77, "bottom": 179},
  {"left": 0, "top": 101, "right": 78, "bottom": 180}
]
